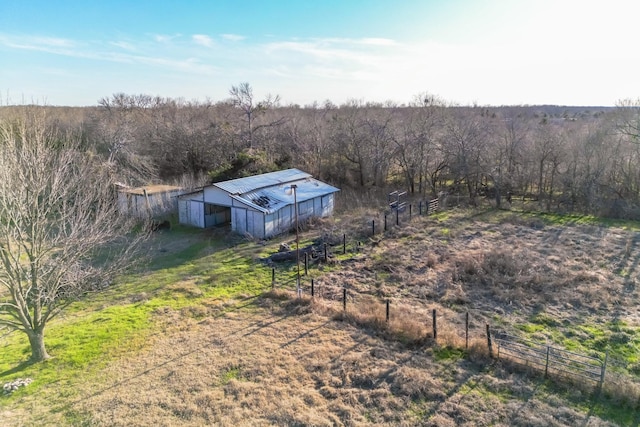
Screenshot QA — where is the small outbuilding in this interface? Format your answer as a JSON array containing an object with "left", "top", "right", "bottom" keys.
[
  {"left": 178, "top": 169, "right": 340, "bottom": 239},
  {"left": 117, "top": 184, "right": 183, "bottom": 218}
]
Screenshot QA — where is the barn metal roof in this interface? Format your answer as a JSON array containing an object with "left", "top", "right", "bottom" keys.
[
  {"left": 213, "top": 168, "right": 312, "bottom": 195},
  {"left": 209, "top": 169, "right": 338, "bottom": 214},
  {"left": 235, "top": 177, "right": 340, "bottom": 214}
]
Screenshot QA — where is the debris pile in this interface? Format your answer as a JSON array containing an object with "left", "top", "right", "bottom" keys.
[{"left": 3, "top": 378, "right": 33, "bottom": 395}]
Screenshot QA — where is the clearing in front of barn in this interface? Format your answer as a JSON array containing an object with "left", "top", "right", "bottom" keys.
[{"left": 1, "top": 208, "right": 639, "bottom": 426}]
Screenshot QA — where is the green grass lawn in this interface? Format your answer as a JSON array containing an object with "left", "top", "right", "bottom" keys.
[{"left": 0, "top": 228, "right": 288, "bottom": 407}]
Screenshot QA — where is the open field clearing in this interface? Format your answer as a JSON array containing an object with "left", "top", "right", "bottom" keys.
[{"left": 1, "top": 207, "right": 640, "bottom": 426}]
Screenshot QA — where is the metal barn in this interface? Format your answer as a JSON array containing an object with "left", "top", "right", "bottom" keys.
[{"left": 178, "top": 169, "right": 339, "bottom": 239}]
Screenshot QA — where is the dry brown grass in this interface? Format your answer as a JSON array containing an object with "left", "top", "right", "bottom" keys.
[{"left": 5, "top": 207, "right": 639, "bottom": 426}]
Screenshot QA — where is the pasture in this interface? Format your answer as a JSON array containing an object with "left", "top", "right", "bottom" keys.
[{"left": 1, "top": 206, "right": 639, "bottom": 426}]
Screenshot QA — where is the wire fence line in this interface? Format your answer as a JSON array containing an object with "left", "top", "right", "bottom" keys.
[
  {"left": 493, "top": 331, "right": 607, "bottom": 389},
  {"left": 264, "top": 196, "right": 638, "bottom": 394}
]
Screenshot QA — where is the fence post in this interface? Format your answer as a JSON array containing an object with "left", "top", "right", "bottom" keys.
[
  {"left": 419, "top": 201, "right": 423, "bottom": 215},
  {"left": 386, "top": 300, "right": 390, "bottom": 323},
  {"left": 486, "top": 324, "right": 493, "bottom": 358},
  {"left": 271, "top": 268, "right": 275, "bottom": 289},
  {"left": 311, "top": 279, "right": 314, "bottom": 297},
  {"left": 384, "top": 214, "right": 387, "bottom": 231},
  {"left": 409, "top": 204, "right": 412, "bottom": 221},
  {"left": 396, "top": 208, "right": 399, "bottom": 226},
  {"left": 545, "top": 346, "right": 550, "bottom": 377},
  {"left": 324, "top": 243, "right": 328, "bottom": 262},
  {"left": 343, "top": 288, "right": 347, "bottom": 311},
  {"left": 343, "top": 233, "right": 346, "bottom": 254},
  {"left": 465, "top": 312, "right": 469, "bottom": 349},
  {"left": 304, "top": 252, "right": 308, "bottom": 275},
  {"left": 432, "top": 309, "right": 437, "bottom": 342},
  {"left": 599, "top": 350, "right": 609, "bottom": 392},
  {"left": 372, "top": 220, "right": 375, "bottom": 236}
]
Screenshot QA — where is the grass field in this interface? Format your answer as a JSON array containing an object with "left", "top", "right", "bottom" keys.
[{"left": 1, "top": 206, "right": 640, "bottom": 426}]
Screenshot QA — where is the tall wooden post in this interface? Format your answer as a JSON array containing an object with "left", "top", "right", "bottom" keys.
[
  {"left": 545, "top": 346, "right": 550, "bottom": 377},
  {"left": 486, "top": 324, "right": 493, "bottom": 358},
  {"left": 432, "top": 309, "right": 437, "bottom": 342},
  {"left": 465, "top": 312, "right": 469, "bottom": 349}
]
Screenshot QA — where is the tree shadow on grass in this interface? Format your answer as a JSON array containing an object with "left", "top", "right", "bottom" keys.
[{"left": 0, "top": 359, "right": 37, "bottom": 378}]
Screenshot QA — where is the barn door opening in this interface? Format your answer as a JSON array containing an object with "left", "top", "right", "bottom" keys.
[{"left": 204, "top": 204, "right": 231, "bottom": 228}]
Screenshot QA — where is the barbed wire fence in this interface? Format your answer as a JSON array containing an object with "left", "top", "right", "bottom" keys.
[{"left": 266, "top": 192, "right": 639, "bottom": 397}]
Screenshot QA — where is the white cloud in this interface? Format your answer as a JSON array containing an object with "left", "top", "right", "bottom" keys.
[
  {"left": 109, "top": 41, "right": 136, "bottom": 51},
  {"left": 153, "top": 33, "right": 181, "bottom": 43},
  {"left": 221, "top": 33, "right": 245, "bottom": 42},
  {"left": 0, "top": 34, "right": 76, "bottom": 51},
  {"left": 192, "top": 34, "right": 214, "bottom": 47}
]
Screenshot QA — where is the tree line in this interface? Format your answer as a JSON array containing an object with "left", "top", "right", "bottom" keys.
[{"left": 2, "top": 86, "right": 640, "bottom": 219}]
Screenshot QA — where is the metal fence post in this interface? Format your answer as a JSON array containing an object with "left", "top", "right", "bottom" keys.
[
  {"left": 271, "top": 268, "right": 275, "bottom": 289},
  {"left": 386, "top": 300, "right": 390, "bottom": 323},
  {"left": 343, "top": 288, "right": 347, "bottom": 311},
  {"left": 486, "top": 324, "right": 493, "bottom": 358}
]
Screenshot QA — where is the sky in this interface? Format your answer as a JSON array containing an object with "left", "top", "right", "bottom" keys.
[{"left": 1, "top": 0, "right": 639, "bottom": 107}]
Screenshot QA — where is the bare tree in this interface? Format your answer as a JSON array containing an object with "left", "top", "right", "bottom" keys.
[
  {"left": 229, "top": 82, "right": 285, "bottom": 150},
  {"left": 394, "top": 93, "right": 444, "bottom": 195},
  {"left": 0, "top": 108, "right": 146, "bottom": 362},
  {"left": 530, "top": 121, "right": 565, "bottom": 210},
  {"left": 615, "top": 98, "right": 640, "bottom": 141},
  {"left": 442, "top": 108, "right": 489, "bottom": 205},
  {"left": 93, "top": 93, "right": 158, "bottom": 184}
]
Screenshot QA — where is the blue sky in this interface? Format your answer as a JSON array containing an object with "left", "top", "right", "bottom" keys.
[{"left": 1, "top": 0, "right": 638, "bottom": 106}]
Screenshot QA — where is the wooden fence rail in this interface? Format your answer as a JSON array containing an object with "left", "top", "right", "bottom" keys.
[{"left": 427, "top": 198, "right": 439, "bottom": 214}]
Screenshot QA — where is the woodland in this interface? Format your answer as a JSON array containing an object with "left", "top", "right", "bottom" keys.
[{"left": 2, "top": 86, "right": 640, "bottom": 219}]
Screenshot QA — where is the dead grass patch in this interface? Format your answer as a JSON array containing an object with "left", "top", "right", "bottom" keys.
[{"left": 165, "top": 280, "right": 204, "bottom": 298}]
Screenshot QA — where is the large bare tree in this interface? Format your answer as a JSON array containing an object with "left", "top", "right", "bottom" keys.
[
  {"left": 229, "top": 82, "right": 285, "bottom": 150},
  {"left": 0, "top": 109, "right": 146, "bottom": 362}
]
